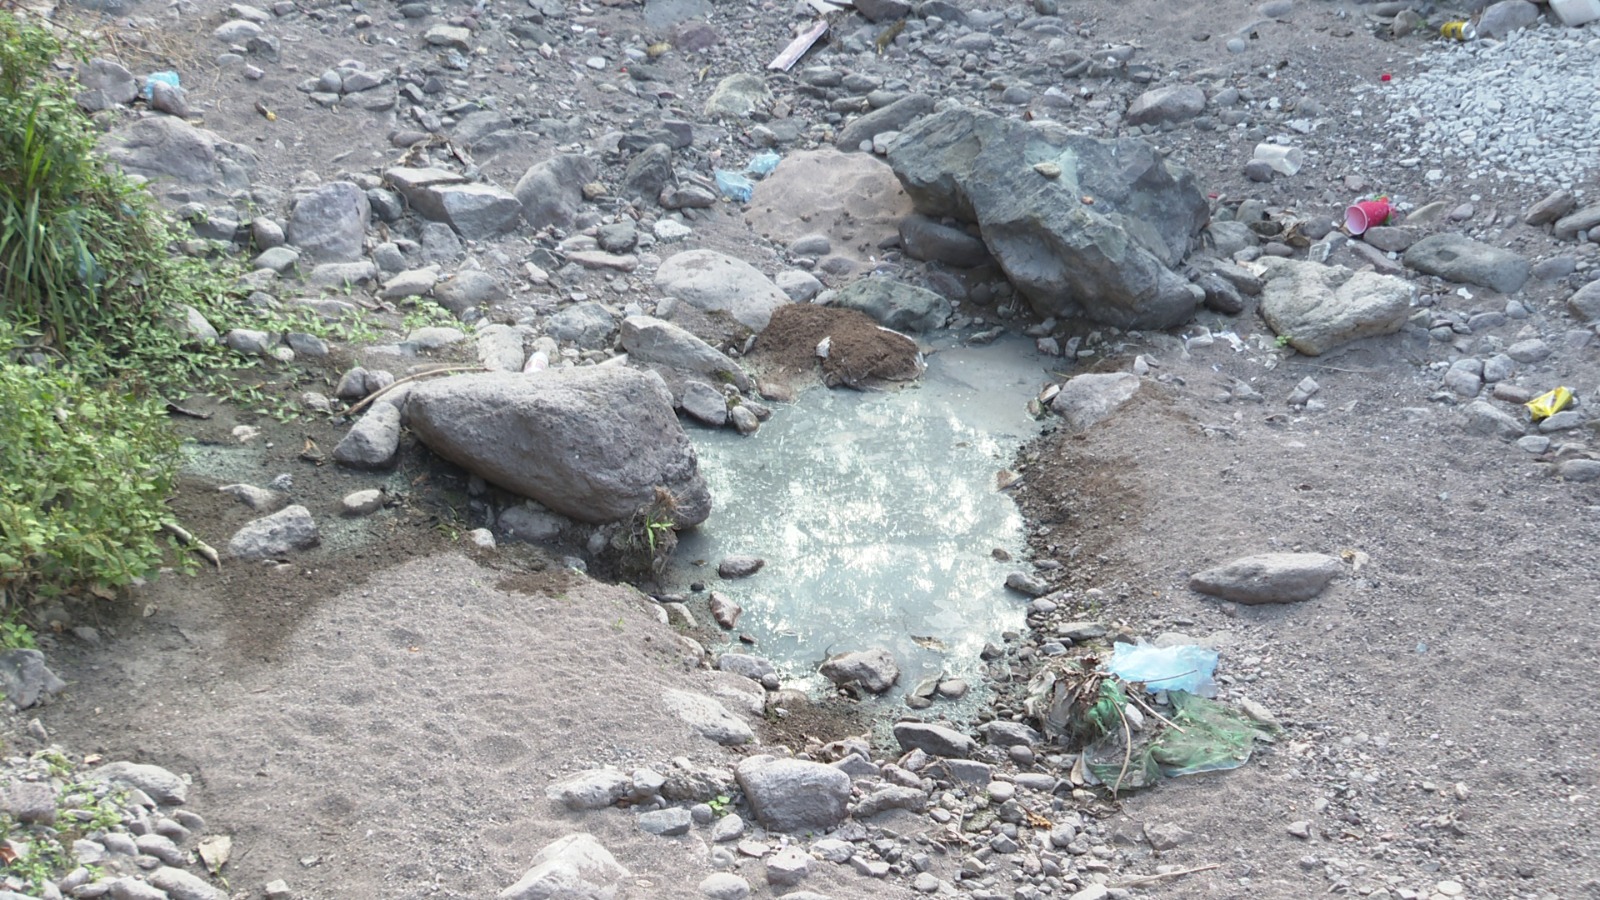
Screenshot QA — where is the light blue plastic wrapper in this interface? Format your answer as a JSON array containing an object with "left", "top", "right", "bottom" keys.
[
  {"left": 142, "top": 71, "right": 180, "bottom": 101},
  {"left": 713, "top": 169, "right": 754, "bottom": 203},
  {"left": 1107, "top": 643, "right": 1219, "bottom": 697},
  {"left": 745, "top": 151, "right": 781, "bottom": 176}
]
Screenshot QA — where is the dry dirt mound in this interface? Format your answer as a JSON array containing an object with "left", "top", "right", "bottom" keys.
[{"left": 749, "top": 303, "right": 925, "bottom": 390}]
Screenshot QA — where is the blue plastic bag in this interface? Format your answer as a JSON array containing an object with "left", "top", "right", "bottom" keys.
[
  {"left": 713, "top": 169, "right": 754, "bottom": 203},
  {"left": 142, "top": 71, "right": 180, "bottom": 101},
  {"left": 745, "top": 151, "right": 781, "bottom": 177},
  {"left": 1107, "top": 643, "right": 1218, "bottom": 697}
]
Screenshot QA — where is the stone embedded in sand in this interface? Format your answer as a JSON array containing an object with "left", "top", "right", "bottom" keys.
[
  {"left": 514, "top": 154, "right": 597, "bottom": 231},
  {"left": 662, "top": 688, "right": 753, "bottom": 746},
  {"left": 498, "top": 833, "right": 629, "bottom": 900},
  {"left": 892, "top": 722, "right": 976, "bottom": 759},
  {"left": 1188, "top": 552, "right": 1343, "bottom": 605},
  {"left": 545, "top": 769, "right": 630, "bottom": 811},
  {"left": 227, "top": 505, "right": 319, "bottom": 559},
  {"left": 407, "top": 367, "right": 711, "bottom": 526},
  {"left": 654, "top": 249, "right": 790, "bottom": 333},
  {"left": 734, "top": 755, "right": 851, "bottom": 832},
  {"left": 1403, "top": 233, "right": 1530, "bottom": 295},
  {"left": 1256, "top": 258, "right": 1415, "bottom": 356},
  {"left": 92, "top": 762, "right": 187, "bottom": 806},
  {"left": 1048, "top": 372, "right": 1141, "bottom": 432},
  {"left": 819, "top": 648, "right": 900, "bottom": 694}
]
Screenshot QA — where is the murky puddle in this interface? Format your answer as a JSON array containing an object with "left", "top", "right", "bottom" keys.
[{"left": 674, "top": 336, "right": 1051, "bottom": 710}]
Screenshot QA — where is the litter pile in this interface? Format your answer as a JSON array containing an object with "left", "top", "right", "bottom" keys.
[{"left": 1023, "top": 643, "right": 1278, "bottom": 796}]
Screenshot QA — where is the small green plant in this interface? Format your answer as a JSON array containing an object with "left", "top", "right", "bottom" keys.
[
  {"left": 1274, "top": 334, "right": 1293, "bottom": 348},
  {"left": 0, "top": 610, "right": 36, "bottom": 650},
  {"left": 707, "top": 794, "right": 733, "bottom": 817},
  {"left": 611, "top": 487, "right": 681, "bottom": 578},
  {"left": 400, "top": 298, "right": 458, "bottom": 333}
]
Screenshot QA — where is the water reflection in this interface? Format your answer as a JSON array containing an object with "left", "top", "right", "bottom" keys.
[{"left": 673, "top": 337, "right": 1049, "bottom": 705}]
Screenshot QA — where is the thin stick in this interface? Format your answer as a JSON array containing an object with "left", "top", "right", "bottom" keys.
[
  {"left": 344, "top": 366, "right": 483, "bottom": 417},
  {"left": 1112, "top": 700, "right": 1132, "bottom": 798},
  {"left": 1123, "top": 688, "right": 1188, "bottom": 734},
  {"left": 161, "top": 522, "right": 221, "bottom": 569},
  {"left": 1111, "top": 863, "right": 1222, "bottom": 888}
]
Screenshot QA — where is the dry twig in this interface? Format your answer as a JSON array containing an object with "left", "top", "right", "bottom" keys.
[
  {"left": 1111, "top": 863, "right": 1222, "bottom": 888},
  {"left": 344, "top": 365, "right": 483, "bottom": 417}
]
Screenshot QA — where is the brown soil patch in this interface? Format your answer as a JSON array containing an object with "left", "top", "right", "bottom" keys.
[{"left": 749, "top": 303, "right": 924, "bottom": 390}]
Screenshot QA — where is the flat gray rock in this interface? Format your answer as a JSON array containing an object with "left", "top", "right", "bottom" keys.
[
  {"left": 1258, "top": 258, "right": 1414, "bottom": 356},
  {"left": 892, "top": 721, "right": 976, "bottom": 758},
  {"left": 498, "top": 833, "right": 628, "bottom": 900},
  {"left": 332, "top": 404, "right": 401, "bottom": 469},
  {"left": 662, "top": 689, "right": 753, "bottom": 746},
  {"left": 734, "top": 756, "right": 851, "bottom": 832},
  {"left": 407, "top": 368, "right": 711, "bottom": 526},
  {"left": 1403, "top": 233, "right": 1530, "bottom": 294},
  {"left": 227, "top": 505, "right": 319, "bottom": 559},
  {"left": 819, "top": 648, "right": 900, "bottom": 694},
  {"left": 704, "top": 73, "right": 771, "bottom": 119},
  {"left": 547, "top": 302, "right": 617, "bottom": 350},
  {"left": 680, "top": 380, "right": 730, "bottom": 427},
  {"left": 638, "top": 807, "right": 693, "bottom": 836},
  {"left": 1049, "top": 372, "right": 1141, "bottom": 431},
  {"left": 410, "top": 183, "right": 523, "bottom": 240},
  {"left": 837, "top": 93, "right": 934, "bottom": 150},
  {"left": 92, "top": 761, "right": 187, "bottom": 805},
  {"left": 545, "top": 769, "right": 630, "bottom": 810},
  {"left": 655, "top": 249, "right": 790, "bottom": 333},
  {"left": 1189, "top": 552, "right": 1343, "bottom": 604},
  {"left": 830, "top": 278, "right": 951, "bottom": 333},
  {"left": 1124, "top": 84, "right": 1206, "bottom": 126},
  {"left": 103, "top": 117, "right": 256, "bottom": 197},
  {"left": 1463, "top": 400, "right": 1527, "bottom": 440}
]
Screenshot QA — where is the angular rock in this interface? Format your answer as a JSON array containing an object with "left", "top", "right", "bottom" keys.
[
  {"left": 837, "top": 93, "right": 934, "bottom": 150},
  {"left": 885, "top": 108, "right": 1206, "bottom": 329},
  {"left": 704, "top": 73, "right": 771, "bottom": 118},
  {"left": 407, "top": 368, "right": 712, "bottom": 526},
  {"left": 1257, "top": 258, "right": 1414, "bottom": 356},
  {"left": 892, "top": 722, "right": 976, "bottom": 758},
  {"left": 662, "top": 688, "right": 753, "bottom": 746},
  {"left": 515, "top": 154, "right": 598, "bottom": 231},
  {"left": 819, "top": 648, "right": 899, "bottom": 694},
  {"left": 621, "top": 315, "right": 752, "bottom": 395},
  {"left": 547, "top": 302, "right": 617, "bottom": 350},
  {"left": 435, "top": 269, "right": 504, "bottom": 316},
  {"left": 680, "top": 381, "right": 730, "bottom": 426},
  {"left": 898, "top": 215, "right": 989, "bottom": 267},
  {"left": 1124, "top": 84, "right": 1206, "bottom": 126},
  {"left": 765, "top": 846, "right": 812, "bottom": 886},
  {"left": 1188, "top": 552, "right": 1343, "bottom": 604},
  {"left": 1048, "top": 372, "right": 1140, "bottom": 431},
  {"left": 734, "top": 756, "right": 851, "bottom": 832},
  {"left": 498, "top": 833, "right": 628, "bottom": 900},
  {"left": 831, "top": 279, "right": 950, "bottom": 333},
  {"left": 104, "top": 117, "right": 256, "bottom": 197},
  {"left": 709, "top": 592, "right": 742, "bottom": 628},
  {"left": 0, "top": 650, "right": 66, "bottom": 710},
  {"left": 638, "top": 807, "right": 693, "bottom": 836},
  {"left": 1, "top": 781, "right": 55, "bottom": 825},
  {"left": 1525, "top": 190, "right": 1577, "bottom": 226},
  {"left": 1404, "top": 234, "right": 1530, "bottom": 294},
  {"left": 1565, "top": 280, "right": 1600, "bottom": 322},
  {"left": 381, "top": 265, "right": 443, "bottom": 302},
  {"left": 1475, "top": 0, "right": 1539, "bottom": 38},
  {"left": 1462, "top": 399, "right": 1526, "bottom": 440},
  {"left": 546, "top": 769, "right": 631, "bottom": 811},
  {"left": 655, "top": 249, "right": 790, "bottom": 333},
  {"left": 77, "top": 57, "right": 138, "bottom": 111},
  {"left": 853, "top": 784, "right": 927, "bottom": 818},
  {"left": 286, "top": 182, "right": 370, "bottom": 263},
  {"left": 410, "top": 183, "right": 523, "bottom": 240},
  {"left": 227, "top": 505, "right": 319, "bottom": 559},
  {"left": 92, "top": 762, "right": 187, "bottom": 806},
  {"left": 622, "top": 143, "right": 676, "bottom": 201},
  {"left": 332, "top": 404, "right": 402, "bottom": 469}
]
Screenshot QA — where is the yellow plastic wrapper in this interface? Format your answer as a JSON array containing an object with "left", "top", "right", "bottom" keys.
[{"left": 1526, "top": 387, "right": 1573, "bottom": 421}]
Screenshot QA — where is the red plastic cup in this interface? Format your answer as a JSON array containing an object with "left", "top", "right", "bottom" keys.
[{"left": 1345, "top": 199, "right": 1392, "bottom": 235}]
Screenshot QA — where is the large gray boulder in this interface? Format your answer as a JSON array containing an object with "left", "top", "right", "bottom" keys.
[
  {"left": 286, "top": 182, "right": 370, "bottom": 263},
  {"left": 1403, "top": 233, "right": 1530, "bottom": 295},
  {"left": 620, "top": 315, "right": 752, "bottom": 394},
  {"left": 1189, "top": 552, "right": 1343, "bottom": 605},
  {"left": 515, "top": 154, "right": 598, "bottom": 230},
  {"left": 1258, "top": 258, "right": 1415, "bottom": 356},
  {"left": 655, "top": 249, "right": 790, "bottom": 333},
  {"left": 819, "top": 648, "right": 900, "bottom": 694},
  {"left": 407, "top": 368, "right": 712, "bottom": 526},
  {"left": 1049, "top": 372, "right": 1140, "bottom": 431},
  {"left": 498, "top": 833, "right": 628, "bottom": 900},
  {"left": 103, "top": 117, "right": 256, "bottom": 196},
  {"left": 830, "top": 279, "right": 951, "bottom": 333},
  {"left": 885, "top": 108, "right": 1208, "bottom": 329},
  {"left": 734, "top": 756, "right": 851, "bottom": 833}
]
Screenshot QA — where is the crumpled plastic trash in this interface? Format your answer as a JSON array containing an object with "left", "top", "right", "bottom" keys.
[
  {"left": 713, "top": 169, "right": 754, "bottom": 203},
  {"left": 1107, "top": 643, "right": 1219, "bottom": 697},
  {"left": 142, "top": 70, "right": 180, "bottom": 101},
  {"left": 745, "top": 151, "right": 781, "bottom": 177},
  {"left": 1526, "top": 386, "right": 1573, "bottom": 421}
]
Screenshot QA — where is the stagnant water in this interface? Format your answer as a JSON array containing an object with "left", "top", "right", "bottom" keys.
[{"left": 673, "top": 336, "right": 1052, "bottom": 707}]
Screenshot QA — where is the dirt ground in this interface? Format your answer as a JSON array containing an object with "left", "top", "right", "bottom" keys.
[{"left": 9, "top": 0, "right": 1600, "bottom": 897}]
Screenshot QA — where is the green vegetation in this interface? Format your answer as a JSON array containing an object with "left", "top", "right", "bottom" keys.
[{"left": 0, "top": 12, "right": 239, "bottom": 614}]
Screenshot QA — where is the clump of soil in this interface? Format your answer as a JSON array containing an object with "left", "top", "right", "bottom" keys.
[{"left": 749, "top": 304, "right": 924, "bottom": 390}]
